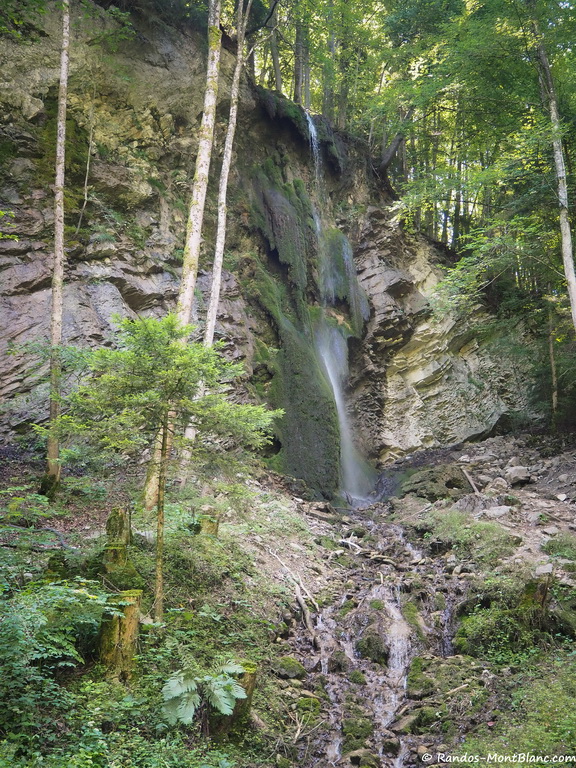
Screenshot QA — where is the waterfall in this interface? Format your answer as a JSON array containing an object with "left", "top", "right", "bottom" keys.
[
  {"left": 315, "top": 322, "right": 375, "bottom": 501},
  {"left": 305, "top": 110, "right": 375, "bottom": 502},
  {"left": 305, "top": 111, "right": 322, "bottom": 185}
]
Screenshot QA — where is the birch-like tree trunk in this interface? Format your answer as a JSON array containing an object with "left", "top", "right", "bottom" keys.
[
  {"left": 204, "top": 0, "right": 252, "bottom": 347},
  {"left": 534, "top": 37, "right": 576, "bottom": 332},
  {"left": 41, "top": 0, "right": 70, "bottom": 499},
  {"left": 178, "top": 0, "right": 253, "bottom": 487},
  {"left": 153, "top": 417, "right": 169, "bottom": 622},
  {"left": 143, "top": 0, "right": 222, "bottom": 511},
  {"left": 175, "top": 0, "right": 222, "bottom": 327},
  {"left": 270, "top": 5, "right": 282, "bottom": 92}
]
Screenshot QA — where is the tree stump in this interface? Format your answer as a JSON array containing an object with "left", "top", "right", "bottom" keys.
[
  {"left": 99, "top": 589, "right": 142, "bottom": 682},
  {"left": 210, "top": 661, "right": 258, "bottom": 738}
]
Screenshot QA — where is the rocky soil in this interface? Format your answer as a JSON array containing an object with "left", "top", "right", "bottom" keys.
[{"left": 266, "top": 433, "right": 576, "bottom": 767}]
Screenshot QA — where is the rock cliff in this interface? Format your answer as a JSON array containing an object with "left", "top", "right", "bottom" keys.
[{"left": 0, "top": 2, "right": 532, "bottom": 493}]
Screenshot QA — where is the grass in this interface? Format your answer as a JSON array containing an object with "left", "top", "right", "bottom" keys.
[
  {"left": 422, "top": 509, "right": 517, "bottom": 565},
  {"left": 459, "top": 651, "right": 576, "bottom": 755}
]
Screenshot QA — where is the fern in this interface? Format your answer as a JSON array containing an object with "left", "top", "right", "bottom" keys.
[{"left": 162, "top": 663, "right": 247, "bottom": 725}]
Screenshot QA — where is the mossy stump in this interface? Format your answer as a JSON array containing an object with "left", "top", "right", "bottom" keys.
[
  {"left": 99, "top": 589, "right": 142, "bottom": 682},
  {"left": 211, "top": 661, "right": 258, "bottom": 738},
  {"left": 106, "top": 507, "right": 132, "bottom": 546},
  {"left": 199, "top": 513, "right": 220, "bottom": 537}
]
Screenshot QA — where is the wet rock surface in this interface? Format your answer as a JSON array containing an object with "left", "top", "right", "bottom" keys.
[{"left": 274, "top": 433, "right": 576, "bottom": 767}]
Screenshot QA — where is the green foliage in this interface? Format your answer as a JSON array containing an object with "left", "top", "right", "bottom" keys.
[
  {"left": 38, "top": 315, "right": 278, "bottom": 472},
  {"left": 422, "top": 509, "right": 516, "bottom": 565},
  {"left": 543, "top": 533, "right": 576, "bottom": 561},
  {"left": 460, "top": 651, "right": 576, "bottom": 754},
  {"left": 162, "top": 663, "right": 247, "bottom": 725},
  {"left": 0, "top": 580, "right": 112, "bottom": 741}
]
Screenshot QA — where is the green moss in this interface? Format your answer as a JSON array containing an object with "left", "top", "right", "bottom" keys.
[
  {"left": 402, "top": 600, "right": 425, "bottom": 641},
  {"left": 296, "top": 697, "right": 320, "bottom": 715},
  {"left": 247, "top": 262, "right": 340, "bottom": 497},
  {"left": 543, "top": 532, "right": 576, "bottom": 560},
  {"left": 369, "top": 599, "right": 384, "bottom": 611},
  {"left": 342, "top": 715, "right": 374, "bottom": 752},
  {"left": 272, "top": 656, "right": 307, "bottom": 680},
  {"left": 355, "top": 632, "right": 388, "bottom": 665},
  {"left": 348, "top": 669, "right": 367, "bottom": 685}
]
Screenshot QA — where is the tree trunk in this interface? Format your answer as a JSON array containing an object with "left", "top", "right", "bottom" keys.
[
  {"left": 204, "top": 0, "right": 252, "bottom": 348},
  {"left": 378, "top": 108, "right": 415, "bottom": 175},
  {"left": 99, "top": 590, "right": 142, "bottom": 682},
  {"left": 41, "top": 0, "right": 70, "bottom": 500},
  {"left": 548, "top": 296, "right": 558, "bottom": 430},
  {"left": 294, "top": 20, "right": 304, "bottom": 105},
  {"left": 143, "top": 0, "right": 222, "bottom": 510},
  {"left": 270, "top": 5, "right": 282, "bottom": 92},
  {"left": 154, "top": 419, "right": 169, "bottom": 622},
  {"left": 176, "top": 0, "right": 222, "bottom": 327},
  {"left": 534, "top": 34, "right": 576, "bottom": 332},
  {"left": 179, "top": 1, "right": 253, "bottom": 488}
]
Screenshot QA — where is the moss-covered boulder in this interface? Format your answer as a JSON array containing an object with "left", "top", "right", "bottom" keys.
[
  {"left": 355, "top": 629, "right": 389, "bottom": 666},
  {"left": 272, "top": 656, "right": 307, "bottom": 680},
  {"left": 399, "top": 464, "right": 468, "bottom": 501},
  {"left": 342, "top": 715, "right": 374, "bottom": 752}
]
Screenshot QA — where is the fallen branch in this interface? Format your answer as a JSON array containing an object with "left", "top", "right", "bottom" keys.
[
  {"left": 295, "top": 582, "right": 319, "bottom": 649},
  {"left": 461, "top": 468, "right": 480, "bottom": 495}
]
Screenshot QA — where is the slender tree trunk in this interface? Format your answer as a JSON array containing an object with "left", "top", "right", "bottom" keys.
[
  {"left": 294, "top": 20, "right": 304, "bottom": 104},
  {"left": 154, "top": 419, "right": 169, "bottom": 622},
  {"left": 41, "top": 0, "right": 70, "bottom": 499},
  {"left": 548, "top": 292, "right": 558, "bottom": 430},
  {"left": 322, "top": 1, "right": 336, "bottom": 121},
  {"left": 176, "top": 0, "right": 222, "bottom": 326},
  {"left": 143, "top": 0, "right": 222, "bottom": 510},
  {"left": 179, "top": 0, "right": 253, "bottom": 487},
  {"left": 270, "top": 5, "right": 282, "bottom": 92},
  {"left": 205, "top": 0, "right": 252, "bottom": 347},
  {"left": 534, "top": 34, "right": 576, "bottom": 332},
  {"left": 378, "top": 107, "right": 415, "bottom": 175}
]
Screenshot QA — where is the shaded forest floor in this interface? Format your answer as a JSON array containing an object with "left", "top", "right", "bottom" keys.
[{"left": 1, "top": 433, "right": 576, "bottom": 767}]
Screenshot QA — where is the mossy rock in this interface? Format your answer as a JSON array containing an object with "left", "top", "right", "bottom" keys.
[
  {"left": 399, "top": 464, "right": 468, "bottom": 501},
  {"left": 328, "top": 649, "right": 350, "bottom": 672},
  {"left": 356, "top": 631, "right": 388, "bottom": 666},
  {"left": 406, "top": 657, "right": 436, "bottom": 699},
  {"left": 272, "top": 656, "right": 307, "bottom": 680},
  {"left": 347, "top": 749, "right": 380, "bottom": 768},
  {"left": 342, "top": 715, "right": 374, "bottom": 752}
]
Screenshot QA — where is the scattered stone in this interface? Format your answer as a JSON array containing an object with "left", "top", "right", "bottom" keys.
[
  {"left": 389, "top": 713, "right": 418, "bottom": 734},
  {"left": 504, "top": 466, "right": 531, "bottom": 486},
  {"left": 483, "top": 505, "right": 512, "bottom": 519},
  {"left": 558, "top": 474, "right": 569, "bottom": 483},
  {"left": 557, "top": 493, "right": 568, "bottom": 502},
  {"left": 382, "top": 730, "right": 401, "bottom": 755},
  {"left": 542, "top": 526, "right": 560, "bottom": 536},
  {"left": 347, "top": 749, "right": 380, "bottom": 767},
  {"left": 535, "top": 563, "right": 553, "bottom": 577}
]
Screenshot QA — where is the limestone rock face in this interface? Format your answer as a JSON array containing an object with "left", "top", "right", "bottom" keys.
[
  {"left": 350, "top": 208, "right": 532, "bottom": 464},
  {"left": 0, "top": 2, "right": 534, "bottom": 478}
]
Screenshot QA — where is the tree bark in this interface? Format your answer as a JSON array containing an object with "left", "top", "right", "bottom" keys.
[
  {"left": 294, "top": 20, "right": 304, "bottom": 105},
  {"left": 42, "top": 0, "right": 70, "bottom": 500},
  {"left": 99, "top": 590, "right": 142, "bottom": 682},
  {"left": 178, "top": 0, "right": 253, "bottom": 487},
  {"left": 534, "top": 35, "right": 576, "bottom": 332},
  {"left": 176, "top": 0, "right": 222, "bottom": 327},
  {"left": 143, "top": 0, "right": 222, "bottom": 510},
  {"left": 269, "top": 5, "right": 282, "bottom": 92},
  {"left": 378, "top": 107, "right": 415, "bottom": 175},
  {"left": 154, "top": 418, "right": 169, "bottom": 621},
  {"left": 204, "top": 0, "right": 252, "bottom": 348}
]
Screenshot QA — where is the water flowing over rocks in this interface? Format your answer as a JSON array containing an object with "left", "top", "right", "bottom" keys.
[{"left": 270, "top": 433, "right": 576, "bottom": 766}]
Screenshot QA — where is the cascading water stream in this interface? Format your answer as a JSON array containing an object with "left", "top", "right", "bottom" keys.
[{"left": 305, "top": 112, "right": 375, "bottom": 504}]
